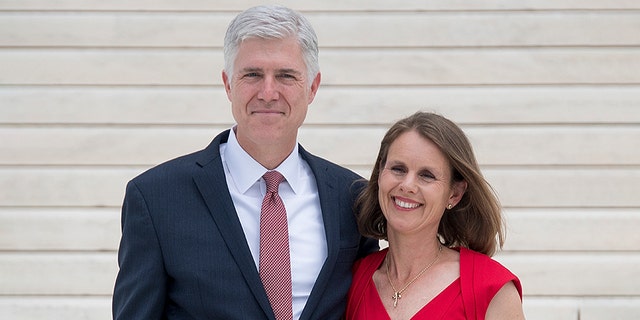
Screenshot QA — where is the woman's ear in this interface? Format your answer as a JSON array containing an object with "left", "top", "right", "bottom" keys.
[{"left": 449, "top": 180, "right": 468, "bottom": 207}]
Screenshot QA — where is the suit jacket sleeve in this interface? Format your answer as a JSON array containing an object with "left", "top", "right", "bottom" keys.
[{"left": 112, "top": 180, "right": 167, "bottom": 320}]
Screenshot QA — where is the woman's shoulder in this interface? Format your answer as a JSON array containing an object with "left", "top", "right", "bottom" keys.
[
  {"left": 460, "top": 247, "right": 515, "bottom": 275},
  {"left": 459, "top": 247, "right": 522, "bottom": 297},
  {"left": 457, "top": 247, "right": 523, "bottom": 319},
  {"left": 356, "top": 248, "right": 389, "bottom": 265},
  {"left": 354, "top": 248, "right": 387, "bottom": 271}
]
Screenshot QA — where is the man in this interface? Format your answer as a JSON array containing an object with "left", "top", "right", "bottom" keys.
[{"left": 112, "top": 5, "right": 378, "bottom": 320}]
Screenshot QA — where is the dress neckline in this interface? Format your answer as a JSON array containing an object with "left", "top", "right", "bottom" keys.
[{"left": 372, "top": 249, "right": 461, "bottom": 319}]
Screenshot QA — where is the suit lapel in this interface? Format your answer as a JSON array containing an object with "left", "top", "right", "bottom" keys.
[
  {"left": 298, "top": 147, "right": 341, "bottom": 319},
  {"left": 192, "top": 130, "right": 274, "bottom": 318}
]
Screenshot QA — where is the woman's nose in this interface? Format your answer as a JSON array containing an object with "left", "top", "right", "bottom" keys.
[{"left": 398, "top": 175, "right": 418, "bottom": 193}]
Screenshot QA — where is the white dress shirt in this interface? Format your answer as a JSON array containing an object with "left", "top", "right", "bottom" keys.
[{"left": 220, "top": 127, "right": 327, "bottom": 319}]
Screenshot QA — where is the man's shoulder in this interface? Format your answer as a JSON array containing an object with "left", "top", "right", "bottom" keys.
[
  {"left": 130, "top": 149, "right": 206, "bottom": 184},
  {"left": 130, "top": 130, "right": 228, "bottom": 184},
  {"left": 300, "top": 146, "right": 362, "bottom": 181}
]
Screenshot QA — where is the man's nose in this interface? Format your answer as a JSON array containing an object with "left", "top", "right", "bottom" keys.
[{"left": 257, "top": 77, "right": 279, "bottom": 101}]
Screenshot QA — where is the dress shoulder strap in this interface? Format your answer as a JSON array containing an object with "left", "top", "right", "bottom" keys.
[{"left": 459, "top": 247, "right": 522, "bottom": 320}]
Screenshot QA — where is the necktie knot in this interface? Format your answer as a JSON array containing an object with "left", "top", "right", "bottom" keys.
[{"left": 263, "top": 171, "right": 285, "bottom": 193}]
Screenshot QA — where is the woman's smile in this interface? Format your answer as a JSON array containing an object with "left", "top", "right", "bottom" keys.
[{"left": 392, "top": 196, "right": 422, "bottom": 210}]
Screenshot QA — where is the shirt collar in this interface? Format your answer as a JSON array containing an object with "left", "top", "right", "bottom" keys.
[{"left": 224, "top": 126, "right": 302, "bottom": 194}]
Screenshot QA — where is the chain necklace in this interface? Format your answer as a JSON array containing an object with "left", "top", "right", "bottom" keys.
[{"left": 385, "top": 244, "right": 442, "bottom": 308}]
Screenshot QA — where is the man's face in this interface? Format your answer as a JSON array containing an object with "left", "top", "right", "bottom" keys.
[{"left": 222, "top": 36, "right": 321, "bottom": 154}]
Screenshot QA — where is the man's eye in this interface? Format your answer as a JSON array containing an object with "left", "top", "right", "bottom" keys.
[
  {"left": 244, "top": 72, "right": 260, "bottom": 78},
  {"left": 278, "top": 73, "right": 296, "bottom": 80}
]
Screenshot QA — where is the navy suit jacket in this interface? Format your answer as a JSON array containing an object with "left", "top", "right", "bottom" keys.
[{"left": 112, "top": 129, "right": 379, "bottom": 319}]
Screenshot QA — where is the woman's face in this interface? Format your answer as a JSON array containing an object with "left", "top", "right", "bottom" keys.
[{"left": 378, "top": 130, "right": 464, "bottom": 237}]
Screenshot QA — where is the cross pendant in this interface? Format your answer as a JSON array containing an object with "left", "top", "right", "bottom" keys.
[{"left": 392, "top": 291, "right": 401, "bottom": 307}]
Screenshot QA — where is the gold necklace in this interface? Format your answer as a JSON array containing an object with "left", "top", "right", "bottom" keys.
[{"left": 385, "top": 244, "right": 442, "bottom": 308}]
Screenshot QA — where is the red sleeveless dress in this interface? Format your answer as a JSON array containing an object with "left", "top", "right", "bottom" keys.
[{"left": 345, "top": 247, "right": 522, "bottom": 320}]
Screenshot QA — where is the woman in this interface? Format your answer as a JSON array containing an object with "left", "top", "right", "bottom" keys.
[{"left": 346, "top": 112, "right": 524, "bottom": 319}]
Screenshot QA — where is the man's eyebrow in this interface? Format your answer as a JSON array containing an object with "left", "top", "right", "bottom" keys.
[
  {"left": 278, "top": 68, "right": 302, "bottom": 75},
  {"left": 238, "top": 67, "right": 302, "bottom": 75},
  {"left": 240, "top": 67, "right": 263, "bottom": 73}
]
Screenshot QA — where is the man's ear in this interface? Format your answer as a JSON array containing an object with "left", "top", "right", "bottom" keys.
[
  {"left": 222, "top": 70, "right": 232, "bottom": 100},
  {"left": 307, "top": 72, "right": 321, "bottom": 104}
]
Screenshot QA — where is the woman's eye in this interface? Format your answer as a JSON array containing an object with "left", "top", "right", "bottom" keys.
[
  {"left": 419, "top": 172, "right": 436, "bottom": 180},
  {"left": 390, "top": 166, "right": 406, "bottom": 174}
]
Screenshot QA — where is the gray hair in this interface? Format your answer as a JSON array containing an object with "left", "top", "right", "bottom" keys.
[{"left": 223, "top": 5, "right": 320, "bottom": 85}]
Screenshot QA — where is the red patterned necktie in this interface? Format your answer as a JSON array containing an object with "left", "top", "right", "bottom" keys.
[{"left": 259, "top": 171, "right": 293, "bottom": 320}]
